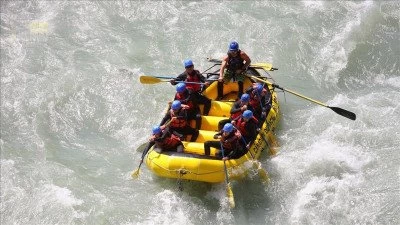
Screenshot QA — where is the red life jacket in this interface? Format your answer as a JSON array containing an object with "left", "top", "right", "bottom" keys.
[
  {"left": 249, "top": 90, "right": 261, "bottom": 110},
  {"left": 175, "top": 91, "right": 194, "bottom": 110},
  {"left": 236, "top": 117, "right": 259, "bottom": 136},
  {"left": 236, "top": 117, "right": 248, "bottom": 136},
  {"left": 169, "top": 109, "right": 187, "bottom": 128},
  {"left": 220, "top": 130, "right": 241, "bottom": 151},
  {"left": 185, "top": 70, "right": 202, "bottom": 92},
  {"left": 230, "top": 102, "right": 245, "bottom": 120},
  {"left": 155, "top": 133, "right": 181, "bottom": 149}
]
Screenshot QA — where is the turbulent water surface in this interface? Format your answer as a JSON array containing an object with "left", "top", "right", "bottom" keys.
[{"left": 1, "top": 1, "right": 399, "bottom": 224}]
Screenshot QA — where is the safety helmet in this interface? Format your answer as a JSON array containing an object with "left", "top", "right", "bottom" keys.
[
  {"left": 152, "top": 125, "right": 162, "bottom": 135},
  {"left": 256, "top": 83, "right": 263, "bottom": 93},
  {"left": 223, "top": 123, "right": 234, "bottom": 133},
  {"left": 184, "top": 59, "right": 194, "bottom": 68},
  {"left": 240, "top": 93, "right": 250, "bottom": 102},
  {"left": 176, "top": 83, "right": 186, "bottom": 93},
  {"left": 243, "top": 110, "right": 253, "bottom": 119},
  {"left": 171, "top": 100, "right": 181, "bottom": 110},
  {"left": 229, "top": 41, "right": 239, "bottom": 51}
]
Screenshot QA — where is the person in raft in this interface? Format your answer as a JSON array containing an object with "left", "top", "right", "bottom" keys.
[
  {"left": 174, "top": 83, "right": 202, "bottom": 130},
  {"left": 217, "top": 41, "right": 251, "bottom": 100},
  {"left": 170, "top": 59, "right": 212, "bottom": 115},
  {"left": 160, "top": 100, "right": 199, "bottom": 142},
  {"left": 245, "top": 82, "right": 272, "bottom": 126},
  {"left": 203, "top": 123, "right": 244, "bottom": 160},
  {"left": 217, "top": 93, "right": 254, "bottom": 131},
  {"left": 231, "top": 110, "right": 258, "bottom": 149},
  {"left": 143, "top": 125, "right": 184, "bottom": 153}
]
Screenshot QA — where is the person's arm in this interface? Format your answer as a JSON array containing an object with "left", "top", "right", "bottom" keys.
[
  {"left": 213, "top": 130, "right": 223, "bottom": 139},
  {"left": 171, "top": 73, "right": 187, "bottom": 85},
  {"left": 230, "top": 101, "right": 246, "bottom": 115},
  {"left": 195, "top": 70, "right": 206, "bottom": 83},
  {"left": 245, "top": 86, "right": 253, "bottom": 94},
  {"left": 219, "top": 56, "right": 228, "bottom": 82},
  {"left": 241, "top": 52, "right": 251, "bottom": 70},
  {"left": 175, "top": 109, "right": 187, "bottom": 120},
  {"left": 142, "top": 137, "right": 155, "bottom": 155},
  {"left": 246, "top": 122, "right": 257, "bottom": 141},
  {"left": 159, "top": 113, "right": 171, "bottom": 126}
]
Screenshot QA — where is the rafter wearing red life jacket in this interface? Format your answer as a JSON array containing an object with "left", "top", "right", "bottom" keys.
[
  {"left": 168, "top": 108, "right": 188, "bottom": 128},
  {"left": 174, "top": 89, "right": 195, "bottom": 112}
]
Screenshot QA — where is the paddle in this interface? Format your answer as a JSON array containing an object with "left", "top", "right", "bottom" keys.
[
  {"left": 220, "top": 142, "right": 235, "bottom": 208},
  {"left": 207, "top": 58, "right": 278, "bottom": 71},
  {"left": 242, "top": 137, "right": 270, "bottom": 184},
  {"left": 131, "top": 121, "right": 172, "bottom": 179},
  {"left": 230, "top": 121, "right": 270, "bottom": 184},
  {"left": 260, "top": 131, "right": 279, "bottom": 156},
  {"left": 140, "top": 76, "right": 206, "bottom": 85},
  {"left": 131, "top": 143, "right": 152, "bottom": 178},
  {"left": 247, "top": 75, "right": 356, "bottom": 120},
  {"left": 154, "top": 76, "right": 176, "bottom": 79}
]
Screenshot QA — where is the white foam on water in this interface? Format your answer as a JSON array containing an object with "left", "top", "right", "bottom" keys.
[
  {"left": 42, "top": 183, "right": 84, "bottom": 206},
  {"left": 0, "top": 159, "right": 87, "bottom": 224},
  {"left": 374, "top": 74, "right": 400, "bottom": 89},
  {"left": 309, "top": 1, "right": 375, "bottom": 87},
  {"left": 206, "top": 184, "right": 235, "bottom": 225},
  {"left": 141, "top": 189, "right": 208, "bottom": 225},
  {"left": 272, "top": 86, "right": 400, "bottom": 224},
  {"left": 302, "top": 0, "right": 324, "bottom": 11}
]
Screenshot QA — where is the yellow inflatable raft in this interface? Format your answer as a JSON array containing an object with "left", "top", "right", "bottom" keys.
[{"left": 145, "top": 61, "right": 280, "bottom": 183}]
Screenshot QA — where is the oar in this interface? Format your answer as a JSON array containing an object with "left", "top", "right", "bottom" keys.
[
  {"left": 244, "top": 139, "right": 270, "bottom": 184},
  {"left": 207, "top": 58, "right": 278, "bottom": 71},
  {"left": 247, "top": 75, "right": 356, "bottom": 120},
  {"left": 154, "top": 76, "right": 176, "bottom": 79},
  {"left": 232, "top": 123, "right": 270, "bottom": 184},
  {"left": 139, "top": 76, "right": 206, "bottom": 85},
  {"left": 140, "top": 76, "right": 170, "bottom": 84},
  {"left": 131, "top": 143, "right": 152, "bottom": 178},
  {"left": 131, "top": 120, "right": 173, "bottom": 178},
  {"left": 260, "top": 131, "right": 279, "bottom": 156},
  {"left": 220, "top": 142, "right": 235, "bottom": 208}
]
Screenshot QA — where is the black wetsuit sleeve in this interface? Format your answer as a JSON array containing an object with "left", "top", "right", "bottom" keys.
[
  {"left": 246, "top": 122, "right": 257, "bottom": 141},
  {"left": 197, "top": 71, "right": 206, "bottom": 83},
  {"left": 175, "top": 73, "right": 187, "bottom": 82},
  {"left": 230, "top": 101, "right": 242, "bottom": 114},
  {"left": 143, "top": 141, "right": 155, "bottom": 155},
  {"left": 159, "top": 113, "right": 171, "bottom": 126}
]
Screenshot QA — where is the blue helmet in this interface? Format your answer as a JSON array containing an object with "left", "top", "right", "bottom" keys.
[
  {"left": 223, "top": 123, "right": 234, "bottom": 133},
  {"left": 229, "top": 41, "right": 239, "bottom": 51},
  {"left": 242, "top": 110, "right": 253, "bottom": 119},
  {"left": 152, "top": 125, "right": 162, "bottom": 135},
  {"left": 176, "top": 83, "right": 186, "bottom": 93},
  {"left": 171, "top": 100, "right": 181, "bottom": 110},
  {"left": 240, "top": 93, "right": 250, "bottom": 102},
  {"left": 184, "top": 59, "right": 194, "bottom": 68},
  {"left": 256, "top": 83, "right": 263, "bottom": 93}
]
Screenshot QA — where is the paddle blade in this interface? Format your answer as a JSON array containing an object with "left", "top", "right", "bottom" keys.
[
  {"left": 130, "top": 169, "right": 140, "bottom": 179},
  {"left": 329, "top": 107, "right": 356, "bottom": 120},
  {"left": 250, "top": 62, "right": 273, "bottom": 71},
  {"left": 266, "top": 132, "right": 279, "bottom": 156},
  {"left": 139, "top": 76, "right": 164, "bottom": 84},
  {"left": 252, "top": 161, "right": 270, "bottom": 184},
  {"left": 256, "top": 163, "right": 270, "bottom": 184},
  {"left": 258, "top": 168, "right": 270, "bottom": 184},
  {"left": 226, "top": 183, "right": 235, "bottom": 208}
]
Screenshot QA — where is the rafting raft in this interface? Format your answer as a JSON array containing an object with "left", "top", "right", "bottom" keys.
[{"left": 144, "top": 59, "right": 280, "bottom": 183}]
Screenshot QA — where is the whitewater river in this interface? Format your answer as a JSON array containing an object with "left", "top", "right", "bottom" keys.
[{"left": 1, "top": 1, "right": 399, "bottom": 224}]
